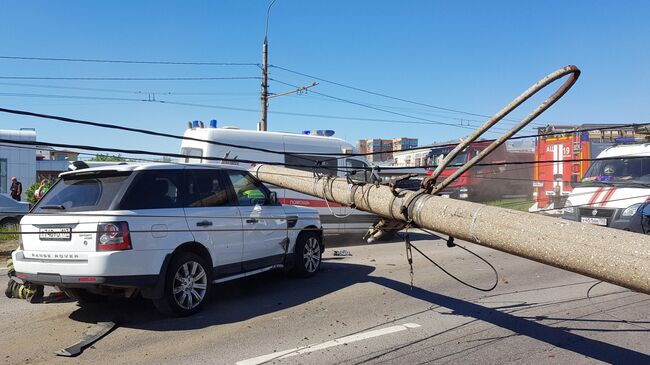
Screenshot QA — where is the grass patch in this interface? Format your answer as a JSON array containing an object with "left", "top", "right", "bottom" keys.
[
  {"left": 484, "top": 198, "right": 533, "bottom": 212},
  {"left": 0, "top": 225, "right": 19, "bottom": 241}
]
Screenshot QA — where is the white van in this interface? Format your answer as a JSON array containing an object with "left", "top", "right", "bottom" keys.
[
  {"left": 179, "top": 125, "right": 380, "bottom": 236},
  {"left": 562, "top": 143, "right": 650, "bottom": 232}
]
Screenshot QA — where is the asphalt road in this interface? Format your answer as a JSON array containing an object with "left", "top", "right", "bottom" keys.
[{"left": 1, "top": 233, "right": 649, "bottom": 365}]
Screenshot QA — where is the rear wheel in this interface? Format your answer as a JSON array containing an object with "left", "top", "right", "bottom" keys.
[
  {"left": 0, "top": 218, "right": 19, "bottom": 230},
  {"left": 291, "top": 232, "right": 322, "bottom": 277},
  {"left": 153, "top": 252, "right": 211, "bottom": 316}
]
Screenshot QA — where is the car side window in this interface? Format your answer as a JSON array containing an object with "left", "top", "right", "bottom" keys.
[
  {"left": 226, "top": 170, "right": 269, "bottom": 206},
  {"left": 119, "top": 170, "right": 182, "bottom": 210},
  {"left": 186, "top": 170, "right": 231, "bottom": 207}
]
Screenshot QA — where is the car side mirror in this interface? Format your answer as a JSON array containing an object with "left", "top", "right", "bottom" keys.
[{"left": 268, "top": 191, "right": 278, "bottom": 205}]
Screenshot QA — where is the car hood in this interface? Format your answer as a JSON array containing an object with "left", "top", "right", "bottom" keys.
[{"left": 567, "top": 186, "right": 649, "bottom": 209}]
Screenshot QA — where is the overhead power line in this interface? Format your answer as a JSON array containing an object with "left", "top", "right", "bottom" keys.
[
  {"left": 0, "top": 82, "right": 257, "bottom": 96},
  {"left": 0, "top": 55, "right": 258, "bottom": 66},
  {"left": 0, "top": 104, "right": 646, "bottom": 159},
  {"left": 0, "top": 91, "right": 499, "bottom": 127},
  {"left": 269, "top": 64, "right": 542, "bottom": 126},
  {"left": 270, "top": 78, "right": 479, "bottom": 131},
  {"left": 0, "top": 76, "right": 261, "bottom": 81}
]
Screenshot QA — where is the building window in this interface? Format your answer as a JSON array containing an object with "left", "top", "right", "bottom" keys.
[{"left": 0, "top": 159, "right": 6, "bottom": 194}]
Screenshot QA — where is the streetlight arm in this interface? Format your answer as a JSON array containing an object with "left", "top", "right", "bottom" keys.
[{"left": 265, "top": 0, "right": 278, "bottom": 39}]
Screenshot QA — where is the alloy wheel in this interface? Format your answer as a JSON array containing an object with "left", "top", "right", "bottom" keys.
[
  {"left": 172, "top": 261, "right": 208, "bottom": 310},
  {"left": 302, "top": 237, "right": 321, "bottom": 273}
]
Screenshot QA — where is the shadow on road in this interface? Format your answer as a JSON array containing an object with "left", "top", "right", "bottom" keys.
[
  {"left": 68, "top": 261, "right": 375, "bottom": 331},
  {"left": 370, "top": 276, "right": 650, "bottom": 364},
  {"left": 67, "top": 259, "right": 649, "bottom": 364}
]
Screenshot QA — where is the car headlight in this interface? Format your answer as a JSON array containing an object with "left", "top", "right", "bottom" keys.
[
  {"left": 563, "top": 201, "right": 575, "bottom": 215},
  {"left": 622, "top": 203, "right": 642, "bottom": 217}
]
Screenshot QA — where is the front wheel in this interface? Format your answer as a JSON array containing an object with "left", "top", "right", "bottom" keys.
[
  {"left": 153, "top": 252, "right": 212, "bottom": 316},
  {"left": 291, "top": 232, "right": 322, "bottom": 277}
]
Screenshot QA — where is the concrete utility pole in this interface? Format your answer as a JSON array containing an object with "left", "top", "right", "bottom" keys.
[
  {"left": 253, "top": 65, "right": 650, "bottom": 294},
  {"left": 259, "top": 0, "right": 277, "bottom": 132},
  {"left": 254, "top": 164, "right": 650, "bottom": 294}
]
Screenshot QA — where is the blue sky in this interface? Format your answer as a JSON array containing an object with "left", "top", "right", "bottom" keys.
[{"left": 0, "top": 0, "right": 648, "bottom": 157}]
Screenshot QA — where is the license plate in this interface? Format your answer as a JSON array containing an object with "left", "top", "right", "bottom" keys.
[
  {"left": 581, "top": 217, "right": 607, "bottom": 226},
  {"left": 39, "top": 227, "right": 72, "bottom": 241}
]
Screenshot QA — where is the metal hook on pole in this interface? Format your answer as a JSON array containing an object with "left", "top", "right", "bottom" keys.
[{"left": 422, "top": 65, "right": 581, "bottom": 194}]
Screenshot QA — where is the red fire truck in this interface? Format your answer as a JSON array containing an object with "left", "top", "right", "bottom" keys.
[
  {"left": 425, "top": 140, "right": 534, "bottom": 202},
  {"left": 530, "top": 124, "right": 646, "bottom": 212}
]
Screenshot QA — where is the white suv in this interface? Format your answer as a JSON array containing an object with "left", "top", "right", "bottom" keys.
[{"left": 12, "top": 163, "right": 323, "bottom": 316}]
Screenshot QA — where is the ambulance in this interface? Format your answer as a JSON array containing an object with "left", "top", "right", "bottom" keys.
[
  {"left": 562, "top": 143, "right": 650, "bottom": 231},
  {"left": 178, "top": 122, "right": 381, "bottom": 237}
]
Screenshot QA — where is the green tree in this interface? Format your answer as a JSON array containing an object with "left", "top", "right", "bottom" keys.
[
  {"left": 25, "top": 181, "right": 41, "bottom": 204},
  {"left": 90, "top": 154, "right": 126, "bottom": 162}
]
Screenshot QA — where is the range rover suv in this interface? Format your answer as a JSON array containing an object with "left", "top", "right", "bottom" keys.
[{"left": 12, "top": 163, "right": 323, "bottom": 316}]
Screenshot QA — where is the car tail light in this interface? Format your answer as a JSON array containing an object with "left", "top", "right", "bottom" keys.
[{"left": 96, "top": 222, "right": 132, "bottom": 251}]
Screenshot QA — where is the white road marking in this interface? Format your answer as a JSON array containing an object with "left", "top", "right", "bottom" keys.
[{"left": 236, "top": 322, "right": 421, "bottom": 365}]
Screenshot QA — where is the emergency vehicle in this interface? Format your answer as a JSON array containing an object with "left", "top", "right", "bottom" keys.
[
  {"left": 179, "top": 122, "right": 379, "bottom": 236},
  {"left": 530, "top": 124, "right": 646, "bottom": 212},
  {"left": 425, "top": 140, "right": 534, "bottom": 201},
  {"left": 562, "top": 143, "right": 650, "bottom": 232}
]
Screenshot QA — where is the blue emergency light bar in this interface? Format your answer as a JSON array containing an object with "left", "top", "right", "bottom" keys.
[{"left": 302, "top": 130, "right": 335, "bottom": 137}]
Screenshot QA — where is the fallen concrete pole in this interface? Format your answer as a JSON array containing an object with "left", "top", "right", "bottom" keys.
[{"left": 255, "top": 165, "right": 650, "bottom": 294}]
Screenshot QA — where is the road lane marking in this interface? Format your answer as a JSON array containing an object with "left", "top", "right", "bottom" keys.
[{"left": 236, "top": 322, "right": 421, "bottom": 365}]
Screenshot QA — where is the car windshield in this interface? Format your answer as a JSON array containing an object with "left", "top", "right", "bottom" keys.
[
  {"left": 33, "top": 171, "right": 131, "bottom": 213},
  {"left": 580, "top": 156, "right": 650, "bottom": 186}
]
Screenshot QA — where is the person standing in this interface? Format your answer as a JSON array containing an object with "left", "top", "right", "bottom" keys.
[
  {"left": 34, "top": 179, "right": 50, "bottom": 200},
  {"left": 9, "top": 177, "right": 22, "bottom": 201}
]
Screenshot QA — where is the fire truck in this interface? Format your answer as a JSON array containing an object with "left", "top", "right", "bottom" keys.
[
  {"left": 425, "top": 140, "right": 534, "bottom": 202},
  {"left": 529, "top": 124, "right": 648, "bottom": 213}
]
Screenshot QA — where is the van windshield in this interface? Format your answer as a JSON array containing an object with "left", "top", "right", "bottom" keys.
[
  {"left": 580, "top": 157, "right": 650, "bottom": 186},
  {"left": 33, "top": 172, "right": 131, "bottom": 213}
]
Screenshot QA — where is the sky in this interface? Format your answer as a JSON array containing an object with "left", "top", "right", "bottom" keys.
[{"left": 0, "top": 0, "right": 648, "bottom": 158}]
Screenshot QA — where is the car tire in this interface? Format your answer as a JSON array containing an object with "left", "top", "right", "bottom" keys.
[
  {"left": 63, "top": 288, "right": 105, "bottom": 304},
  {"left": 291, "top": 232, "right": 322, "bottom": 277},
  {"left": 153, "top": 252, "right": 212, "bottom": 317},
  {"left": 0, "top": 218, "right": 19, "bottom": 230}
]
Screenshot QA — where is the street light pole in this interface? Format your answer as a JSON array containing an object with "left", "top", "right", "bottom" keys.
[{"left": 259, "top": 0, "right": 277, "bottom": 132}]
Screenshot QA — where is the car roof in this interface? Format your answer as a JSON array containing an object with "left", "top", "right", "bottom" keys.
[
  {"left": 60, "top": 162, "right": 248, "bottom": 178},
  {"left": 598, "top": 144, "right": 650, "bottom": 158}
]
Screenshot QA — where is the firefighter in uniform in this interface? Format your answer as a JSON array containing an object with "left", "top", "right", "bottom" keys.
[{"left": 5, "top": 251, "right": 44, "bottom": 303}]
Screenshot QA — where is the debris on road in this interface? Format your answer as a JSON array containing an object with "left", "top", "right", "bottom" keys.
[
  {"left": 55, "top": 321, "right": 116, "bottom": 357},
  {"left": 333, "top": 250, "right": 352, "bottom": 257}
]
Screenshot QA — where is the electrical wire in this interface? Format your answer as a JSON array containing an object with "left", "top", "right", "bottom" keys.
[
  {"left": 270, "top": 78, "right": 481, "bottom": 131},
  {"left": 269, "top": 64, "right": 531, "bottom": 125},
  {"left": 0, "top": 92, "right": 499, "bottom": 128},
  {"left": 1, "top": 99, "right": 646, "bottom": 161},
  {"left": 406, "top": 229, "right": 499, "bottom": 292},
  {"left": 0, "top": 76, "right": 261, "bottom": 81},
  {"left": 0, "top": 55, "right": 258, "bottom": 66},
  {"left": 0, "top": 82, "right": 258, "bottom": 96}
]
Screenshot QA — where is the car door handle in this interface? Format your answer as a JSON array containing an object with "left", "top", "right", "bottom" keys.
[
  {"left": 196, "top": 220, "right": 213, "bottom": 227},
  {"left": 246, "top": 218, "right": 259, "bottom": 224}
]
